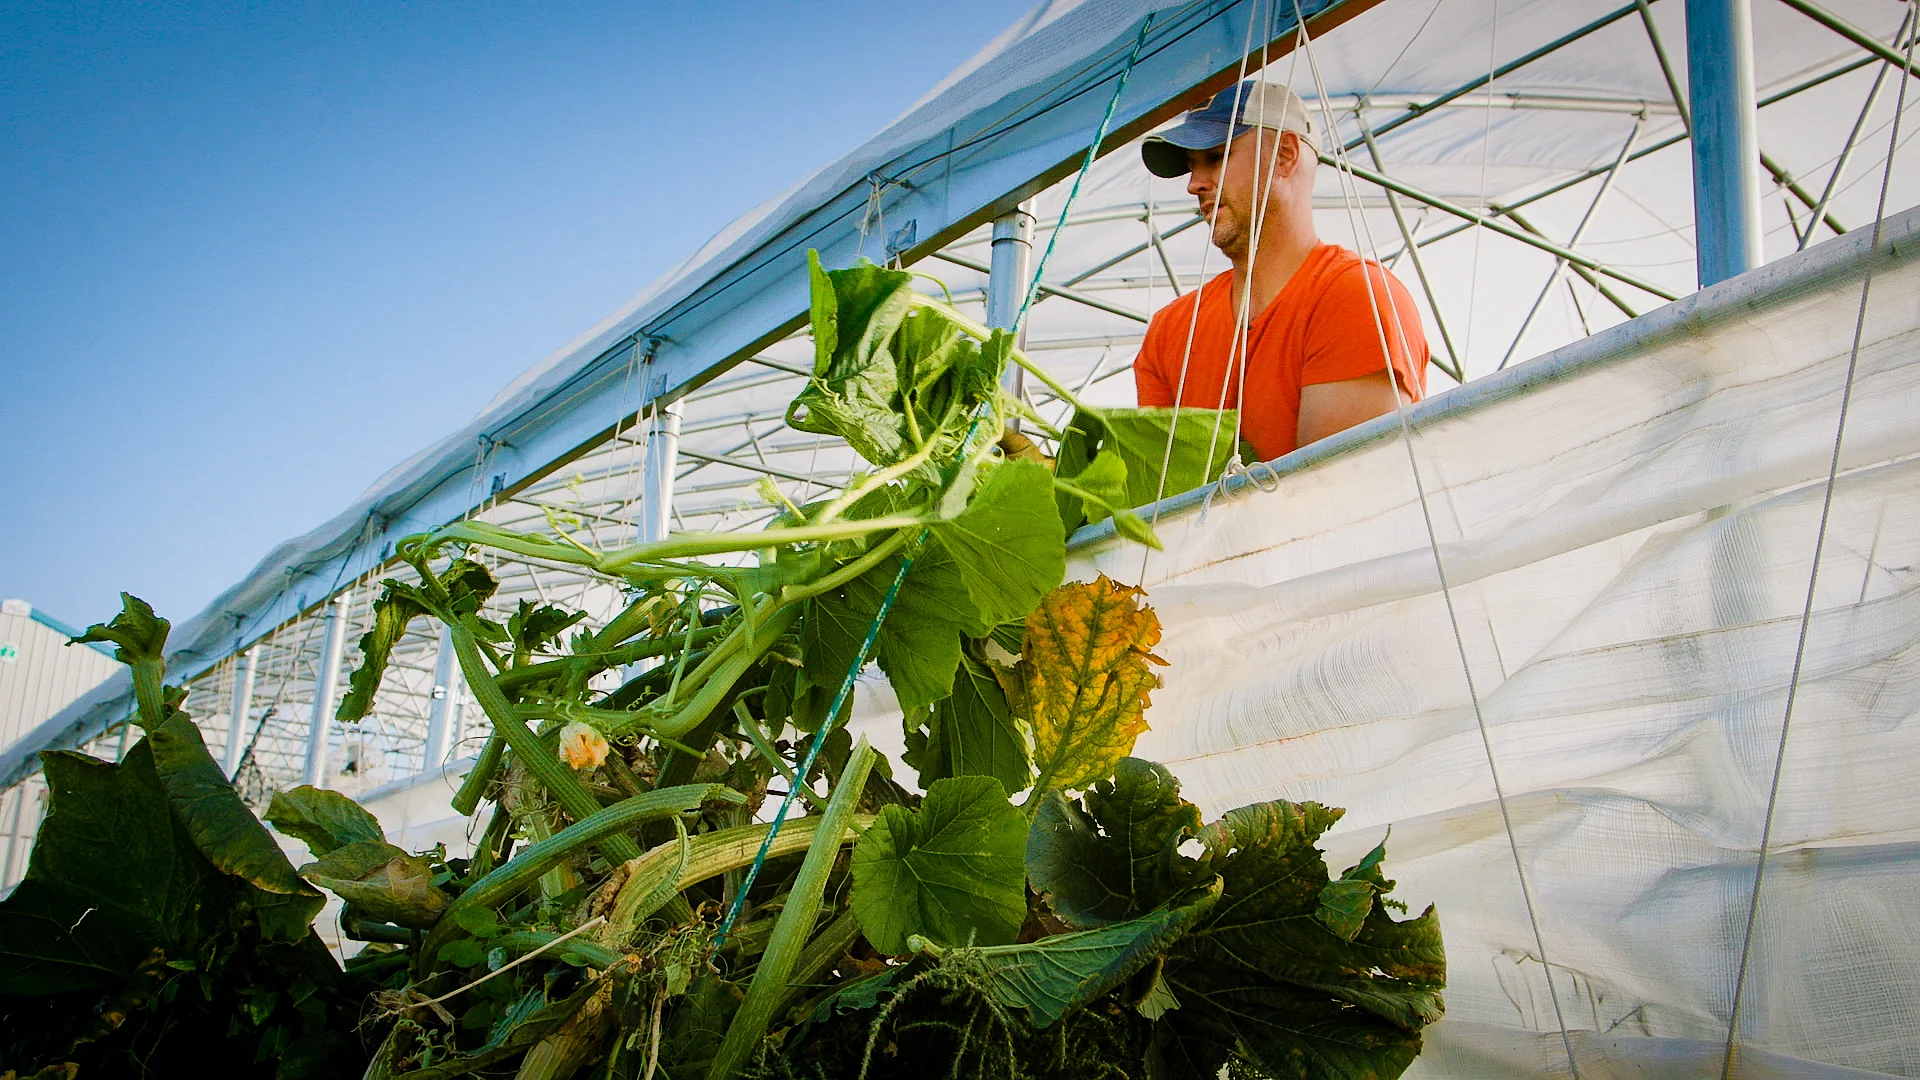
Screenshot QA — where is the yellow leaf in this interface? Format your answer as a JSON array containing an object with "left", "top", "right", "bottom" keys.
[{"left": 1010, "top": 575, "right": 1166, "bottom": 793}]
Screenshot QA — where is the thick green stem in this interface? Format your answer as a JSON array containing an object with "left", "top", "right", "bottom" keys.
[
  {"left": 601, "top": 813, "right": 875, "bottom": 948},
  {"left": 449, "top": 622, "right": 641, "bottom": 863},
  {"left": 595, "top": 517, "right": 923, "bottom": 572},
  {"left": 424, "top": 783, "right": 741, "bottom": 968},
  {"left": 707, "top": 738, "right": 877, "bottom": 1080},
  {"left": 493, "top": 930, "right": 624, "bottom": 970},
  {"left": 778, "top": 529, "right": 910, "bottom": 604},
  {"left": 811, "top": 439, "right": 943, "bottom": 527},
  {"left": 495, "top": 625, "right": 725, "bottom": 694},
  {"left": 611, "top": 602, "right": 799, "bottom": 740},
  {"left": 450, "top": 732, "right": 506, "bottom": 817},
  {"left": 129, "top": 659, "right": 168, "bottom": 732}
]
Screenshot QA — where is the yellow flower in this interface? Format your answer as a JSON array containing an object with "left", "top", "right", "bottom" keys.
[{"left": 558, "top": 721, "right": 610, "bottom": 770}]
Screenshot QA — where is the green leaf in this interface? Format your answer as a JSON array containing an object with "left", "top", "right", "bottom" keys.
[
  {"left": 903, "top": 649, "right": 1031, "bottom": 794},
  {"left": 0, "top": 746, "right": 213, "bottom": 994},
  {"left": 437, "top": 938, "right": 487, "bottom": 968},
  {"left": 812, "top": 462, "right": 1064, "bottom": 713},
  {"left": 1026, "top": 758, "right": 1208, "bottom": 926},
  {"left": 1055, "top": 407, "right": 1237, "bottom": 536},
  {"left": 303, "top": 840, "right": 449, "bottom": 930},
  {"left": 787, "top": 253, "right": 917, "bottom": 467},
  {"left": 266, "top": 785, "right": 387, "bottom": 858},
  {"left": 926, "top": 461, "right": 1066, "bottom": 633},
  {"left": 337, "top": 579, "right": 429, "bottom": 725},
  {"left": 452, "top": 906, "right": 501, "bottom": 939},
  {"left": 1013, "top": 576, "right": 1166, "bottom": 794},
  {"left": 148, "top": 715, "right": 325, "bottom": 942},
  {"left": 937, "top": 878, "right": 1221, "bottom": 1029},
  {"left": 850, "top": 776, "right": 1027, "bottom": 955}
]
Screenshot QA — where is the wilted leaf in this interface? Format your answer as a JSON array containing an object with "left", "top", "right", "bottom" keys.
[
  {"left": 1012, "top": 576, "right": 1166, "bottom": 793},
  {"left": 337, "top": 580, "right": 429, "bottom": 725},
  {"left": 303, "top": 840, "right": 449, "bottom": 930},
  {"left": 1026, "top": 757, "right": 1207, "bottom": 926},
  {"left": 148, "top": 715, "right": 323, "bottom": 942},
  {"left": 942, "top": 878, "right": 1220, "bottom": 1028},
  {"left": 850, "top": 776, "right": 1026, "bottom": 954},
  {"left": 67, "top": 592, "right": 168, "bottom": 667},
  {"left": 0, "top": 746, "right": 213, "bottom": 994},
  {"left": 267, "top": 785, "right": 387, "bottom": 858},
  {"left": 787, "top": 253, "right": 917, "bottom": 467},
  {"left": 1316, "top": 833, "right": 1394, "bottom": 942},
  {"left": 1157, "top": 797, "right": 1442, "bottom": 1079},
  {"left": 507, "top": 600, "right": 586, "bottom": 657}
]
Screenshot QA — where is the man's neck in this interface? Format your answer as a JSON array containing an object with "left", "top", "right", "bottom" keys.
[{"left": 1229, "top": 228, "right": 1319, "bottom": 319}]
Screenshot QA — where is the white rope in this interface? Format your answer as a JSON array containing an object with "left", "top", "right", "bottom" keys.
[
  {"left": 1136, "top": 0, "right": 1266, "bottom": 585},
  {"left": 1721, "top": 7, "right": 1917, "bottom": 1074},
  {"left": 1290, "top": 3, "right": 1585, "bottom": 1076}
]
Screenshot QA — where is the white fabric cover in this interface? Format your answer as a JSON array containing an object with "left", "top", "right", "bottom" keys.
[{"left": 1061, "top": 208, "right": 1920, "bottom": 1077}]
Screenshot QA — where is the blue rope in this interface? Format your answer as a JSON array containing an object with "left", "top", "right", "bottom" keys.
[
  {"left": 712, "top": 12, "right": 1157, "bottom": 949},
  {"left": 711, "top": 538, "right": 919, "bottom": 947},
  {"left": 1015, "top": 12, "right": 1156, "bottom": 332}
]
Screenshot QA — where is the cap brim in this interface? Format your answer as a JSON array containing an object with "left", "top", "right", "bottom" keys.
[{"left": 1140, "top": 119, "right": 1245, "bottom": 177}]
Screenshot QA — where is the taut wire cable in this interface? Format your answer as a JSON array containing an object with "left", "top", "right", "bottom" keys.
[
  {"left": 1289, "top": 1, "right": 1584, "bottom": 1075},
  {"left": 1720, "top": 6, "right": 1918, "bottom": 1076}
]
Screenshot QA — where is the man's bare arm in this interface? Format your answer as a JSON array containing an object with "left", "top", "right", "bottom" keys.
[{"left": 1296, "top": 371, "right": 1402, "bottom": 447}]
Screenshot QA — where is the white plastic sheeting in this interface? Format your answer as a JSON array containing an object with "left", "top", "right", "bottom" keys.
[{"left": 1060, "top": 206, "right": 1920, "bottom": 1077}]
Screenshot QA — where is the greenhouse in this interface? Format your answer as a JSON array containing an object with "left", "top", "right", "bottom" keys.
[{"left": 3, "top": 0, "right": 1917, "bottom": 1076}]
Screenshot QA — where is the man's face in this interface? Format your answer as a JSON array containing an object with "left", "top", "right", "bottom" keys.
[{"left": 1185, "top": 128, "right": 1302, "bottom": 259}]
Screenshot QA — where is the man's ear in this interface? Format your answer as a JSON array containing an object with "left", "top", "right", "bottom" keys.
[{"left": 1277, "top": 130, "right": 1309, "bottom": 177}]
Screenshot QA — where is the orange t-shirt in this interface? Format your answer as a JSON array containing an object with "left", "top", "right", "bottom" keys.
[{"left": 1134, "top": 243, "right": 1429, "bottom": 461}]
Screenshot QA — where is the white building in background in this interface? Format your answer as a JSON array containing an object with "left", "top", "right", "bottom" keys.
[{"left": 0, "top": 598, "right": 119, "bottom": 891}]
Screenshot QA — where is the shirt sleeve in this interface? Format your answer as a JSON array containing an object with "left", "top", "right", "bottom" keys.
[
  {"left": 1133, "top": 308, "right": 1175, "bottom": 407},
  {"left": 1300, "top": 261, "right": 1430, "bottom": 396}
]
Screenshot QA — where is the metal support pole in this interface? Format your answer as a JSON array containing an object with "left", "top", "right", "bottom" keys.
[
  {"left": 641, "top": 400, "right": 683, "bottom": 545},
  {"left": 302, "top": 593, "right": 351, "bottom": 789},
  {"left": 423, "top": 622, "right": 458, "bottom": 771},
  {"left": 3, "top": 783, "right": 26, "bottom": 890},
  {"left": 1686, "top": 0, "right": 1765, "bottom": 286},
  {"left": 224, "top": 648, "right": 256, "bottom": 777},
  {"left": 986, "top": 200, "right": 1036, "bottom": 427}
]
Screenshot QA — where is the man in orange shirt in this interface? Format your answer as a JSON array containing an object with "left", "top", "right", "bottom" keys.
[{"left": 1135, "top": 81, "right": 1429, "bottom": 462}]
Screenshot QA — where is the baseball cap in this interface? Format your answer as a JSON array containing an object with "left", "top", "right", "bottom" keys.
[{"left": 1140, "top": 81, "right": 1319, "bottom": 179}]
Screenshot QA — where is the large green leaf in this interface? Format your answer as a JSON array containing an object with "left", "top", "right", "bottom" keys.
[
  {"left": 943, "top": 878, "right": 1220, "bottom": 1028},
  {"left": 266, "top": 784, "right": 387, "bottom": 857},
  {"left": 850, "top": 776, "right": 1027, "bottom": 954},
  {"left": 148, "top": 714, "right": 325, "bottom": 942},
  {"left": 809, "top": 465, "right": 1061, "bottom": 714},
  {"left": 1055, "top": 408, "right": 1238, "bottom": 531},
  {"left": 926, "top": 460, "right": 1066, "bottom": 632},
  {"left": 1026, "top": 757, "right": 1208, "bottom": 926},
  {"left": 0, "top": 746, "right": 213, "bottom": 994},
  {"left": 903, "top": 649, "right": 1031, "bottom": 794}
]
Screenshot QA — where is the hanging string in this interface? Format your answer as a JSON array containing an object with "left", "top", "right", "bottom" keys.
[
  {"left": 1287, "top": 0, "right": 1586, "bottom": 1075},
  {"left": 1721, "top": 7, "right": 1917, "bottom": 1076},
  {"left": 1139, "top": 2, "right": 1267, "bottom": 584}
]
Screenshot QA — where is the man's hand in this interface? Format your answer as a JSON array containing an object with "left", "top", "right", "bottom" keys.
[{"left": 1296, "top": 371, "right": 1404, "bottom": 448}]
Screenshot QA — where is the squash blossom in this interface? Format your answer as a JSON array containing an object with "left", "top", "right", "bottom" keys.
[{"left": 558, "top": 721, "right": 609, "bottom": 770}]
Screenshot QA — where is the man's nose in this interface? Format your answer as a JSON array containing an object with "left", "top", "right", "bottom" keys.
[{"left": 1187, "top": 170, "right": 1210, "bottom": 198}]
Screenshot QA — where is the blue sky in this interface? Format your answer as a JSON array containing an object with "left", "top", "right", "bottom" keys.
[{"left": 1, "top": 0, "right": 1034, "bottom": 628}]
